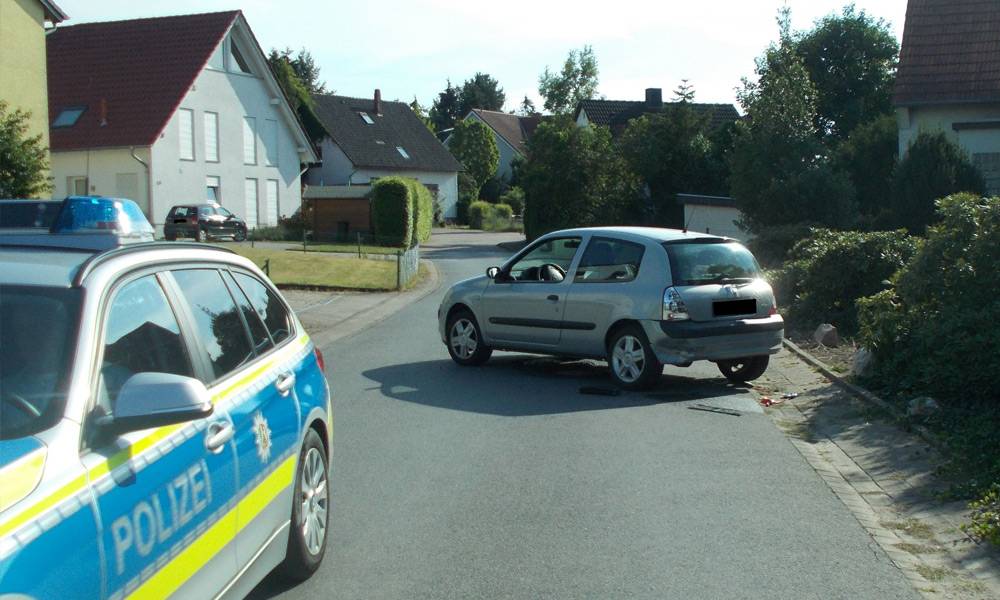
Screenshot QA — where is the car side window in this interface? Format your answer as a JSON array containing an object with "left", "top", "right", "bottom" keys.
[
  {"left": 506, "top": 237, "right": 582, "bottom": 282},
  {"left": 574, "top": 238, "right": 645, "bottom": 283},
  {"left": 233, "top": 273, "right": 293, "bottom": 345},
  {"left": 198, "top": 206, "right": 214, "bottom": 216},
  {"left": 223, "top": 271, "right": 274, "bottom": 355},
  {"left": 217, "top": 206, "right": 233, "bottom": 217},
  {"left": 98, "top": 275, "right": 193, "bottom": 411},
  {"left": 172, "top": 269, "right": 256, "bottom": 381}
]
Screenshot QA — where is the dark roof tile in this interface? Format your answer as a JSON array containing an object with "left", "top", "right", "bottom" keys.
[
  {"left": 469, "top": 109, "right": 542, "bottom": 157},
  {"left": 576, "top": 99, "right": 740, "bottom": 134}
]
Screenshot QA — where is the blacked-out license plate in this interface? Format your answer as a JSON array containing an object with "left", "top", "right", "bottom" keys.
[{"left": 713, "top": 299, "right": 756, "bottom": 317}]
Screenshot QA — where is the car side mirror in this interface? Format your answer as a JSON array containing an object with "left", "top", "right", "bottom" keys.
[
  {"left": 486, "top": 266, "right": 500, "bottom": 279},
  {"left": 107, "top": 372, "right": 213, "bottom": 434}
]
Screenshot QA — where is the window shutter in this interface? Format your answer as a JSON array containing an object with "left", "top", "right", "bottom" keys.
[
  {"left": 243, "top": 117, "right": 256, "bottom": 164},
  {"left": 244, "top": 178, "right": 258, "bottom": 228},
  {"left": 204, "top": 113, "right": 219, "bottom": 162}
]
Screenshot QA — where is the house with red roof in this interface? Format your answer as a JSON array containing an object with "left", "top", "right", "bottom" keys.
[
  {"left": 46, "top": 11, "right": 317, "bottom": 231},
  {"left": 451, "top": 109, "right": 543, "bottom": 182},
  {"left": 894, "top": 0, "right": 1000, "bottom": 193}
]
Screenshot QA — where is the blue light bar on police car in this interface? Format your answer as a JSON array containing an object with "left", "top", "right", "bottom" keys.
[{"left": 0, "top": 196, "right": 155, "bottom": 251}]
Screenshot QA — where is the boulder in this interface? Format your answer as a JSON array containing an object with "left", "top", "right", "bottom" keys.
[
  {"left": 907, "top": 396, "right": 940, "bottom": 417},
  {"left": 852, "top": 348, "right": 875, "bottom": 378},
  {"left": 813, "top": 323, "right": 840, "bottom": 347}
]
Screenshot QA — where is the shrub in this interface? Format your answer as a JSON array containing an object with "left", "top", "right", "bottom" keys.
[
  {"left": 370, "top": 177, "right": 413, "bottom": 246},
  {"left": 965, "top": 486, "right": 1000, "bottom": 546},
  {"left": 499, "top": 187, "right": 525, "bottom": 216},
  {"left": 405, "top": 179, "right": 433, "bottom": 244},
  {"left": 468, "top": 200, "right": 492, "bottom": 229},
  {"left": 492, "top": 203, "right": 513, "bottom": 220},
  {"left": 772, "top": 228, "right": 917, "bottom": 335},
  {"left": 456, "top": 172, "right": 478, "bottom": 224},
  {"left": 746, "top": 222, "right": 816, "bottom": 267}
]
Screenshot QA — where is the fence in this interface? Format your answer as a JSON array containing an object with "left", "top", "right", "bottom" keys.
[{"left": 396, "top": 244, "right": 419, "bottom": 290}]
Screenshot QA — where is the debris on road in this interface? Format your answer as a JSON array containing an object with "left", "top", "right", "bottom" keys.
[
  {"left": 781, "top": 392, "right": 799, "bottom": 400},
  {"left": 688, "top": 404, "right": 742, "bottom": 416},
  {"left": 759, "top": 396, "right": 784, "bottom": 407}
]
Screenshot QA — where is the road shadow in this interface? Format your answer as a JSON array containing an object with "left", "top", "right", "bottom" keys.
[
  {"left": 420, "top": 243, "right": 513, "bottom": 261},
  {"left": 361, "top": 356, "right": 750, "bottom": 417}
]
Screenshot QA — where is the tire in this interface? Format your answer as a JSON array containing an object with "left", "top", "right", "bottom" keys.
[
  {"left": 717, "top": 355, "right": 770, "bottom": 383},
  {"left": 607, "top": 324, "right": 662, "bottom": 390},
  {"left": 233, "top": 228, "right": 247, "bottom": 242},
  {"left": 277, "top": 428, "right": 329, "bottom": 582},
  {"left": 446, "top": 310, "right": 492, "bottom": 366},
  {"left": 195, "top": 228, "right": 207, "bottom": 243}
]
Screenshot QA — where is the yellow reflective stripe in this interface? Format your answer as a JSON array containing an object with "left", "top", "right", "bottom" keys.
[
  {"left": 126, "top": 453, "right": 298, "bottom": 600},
  {"left": 0, "top": 449, "right": 49, "bottom": 513},
  {"left": 0, "top": 472, "right": 87, "bottom": 538}
]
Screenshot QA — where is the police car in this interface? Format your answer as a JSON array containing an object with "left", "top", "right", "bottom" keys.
[{"left": 0, "top": 197, "right": 333, "bottom": 598}]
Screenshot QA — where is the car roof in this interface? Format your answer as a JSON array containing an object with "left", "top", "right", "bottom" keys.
[
  {"left": 547, "top": 226, "right": 730, "bottom": 243},
  {"left": 0, "top": 247, "right": 91, "bottom": 287}
]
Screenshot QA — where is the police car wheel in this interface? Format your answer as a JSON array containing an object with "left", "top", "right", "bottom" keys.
[{"left": 278, "top": 428, "right": 328, "bottom": 581}]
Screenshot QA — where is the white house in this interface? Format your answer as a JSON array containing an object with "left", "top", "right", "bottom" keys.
[
  {"left": 894, "top": 0, "right": 1000, "bottom": 194},
  {"left": 46, "top": 11, "right": 316, "bottom": 231},
  {"left": 450, "top": 109, "right": 542, "bottom": 182},
  {"left": 305, "top": 91, "right": 462, "bottom": 219}
]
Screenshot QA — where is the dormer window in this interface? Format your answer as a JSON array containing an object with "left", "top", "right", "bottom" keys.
[
  {"left": 229, "top": 39, "right": 252, "bottom": 74},
  {"left": 52, "top": 106, "right": 85, "bottom": 128},
  {"left": 360, "top": 112, "right": 374, "bottom": 125},
  {"left": 396, "top": 146, "right": 410, "bottom": 159}
]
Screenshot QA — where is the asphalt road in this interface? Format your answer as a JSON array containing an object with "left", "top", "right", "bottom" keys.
[{"left": 251, "top": 231, "right": 917, "bottom": 600}]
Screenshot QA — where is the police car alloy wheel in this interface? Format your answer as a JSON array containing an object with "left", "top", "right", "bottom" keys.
[{"left": 279, "top": 428, "right": 329, "bottom": 580}]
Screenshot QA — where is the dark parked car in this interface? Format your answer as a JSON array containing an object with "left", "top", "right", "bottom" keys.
[
  {"left": 0, "top": 199, "right": 62, "bottom": 230},
  {"left": 164, "top": 203, "right": 247, "bottom": 242}
]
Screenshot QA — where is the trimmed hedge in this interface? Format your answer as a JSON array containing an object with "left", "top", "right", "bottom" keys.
[
  {"left": 405, "top": 179, "right": 433, "bottom": 245},
  {"left": 468, "top": 201, "right": 492, "bottom": 229},
  {"left": 492, "top": 203, "right": 513, "bottom": 220},
  {"left": 371, "top": 178, "right": 413, "bottom": 247}
]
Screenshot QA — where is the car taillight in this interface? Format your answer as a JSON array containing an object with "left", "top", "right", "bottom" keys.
[
  {"left": 190, "top": 216, "right": 198, "bottom": 224},
  {"left": 314, "top": 347, "right": 326, "bottom": 372},
  {"left": 662, "top": 287, "right": 689, "bottom": 321}
]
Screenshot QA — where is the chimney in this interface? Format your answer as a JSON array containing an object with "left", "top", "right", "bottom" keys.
[
  {"left": 374, "top": 89, "right": 382, "bottom": 116},
  {"left": 645, "top": 88, "right": 663, "bottom": 110}
]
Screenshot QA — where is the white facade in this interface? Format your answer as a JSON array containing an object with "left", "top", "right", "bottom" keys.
[
  {"left": 681, "top": 203, "right": 749, "bottom": 241},
  {"left": 897, "top": 103, "right": 1000, "bottom": 193},
  {"left": 51, "top": 22, "right": 315, "bottom": 231},
  {"left": 307, "top": 138, "right": 460, "bottom": 218}
]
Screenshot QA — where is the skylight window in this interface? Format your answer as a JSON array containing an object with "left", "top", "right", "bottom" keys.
[
  {"left": 360, "top": 112, "right": 375, "bottom": 125},
  {"left": 396, "top": 146, "right": 410, "bottom": 159},
  {"left": 52, "top": 106, "right": 85, "bottom": 128}
]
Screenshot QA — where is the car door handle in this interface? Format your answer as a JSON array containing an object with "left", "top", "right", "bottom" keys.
[
  {"left": 275, "top": 372, "right": 296, "bottom": 396},
  {"left": 547, "top": 295, "right": 559, "bottom": 301},
  {"left": 205, "top": 421, "right": 234, "bottom": 453}
]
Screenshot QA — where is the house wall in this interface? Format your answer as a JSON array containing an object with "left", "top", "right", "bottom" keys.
[
  {"left": 0, "top": 0, "right": 52, "bottom": 194},
  {"left": 576, "top": 109, "right": 590, "bottom": 127},
  {"left": 681, "top": 204, "right": 749, "bottom": 241},
  {"left": 50, "top": 147, "right": 152, "bottom": 211},
  {"left": 307, "top": 139, "right": 460, "bottom": 218},
  {"left": 898, "top": 103, "right": 1000, "bottom": 193}
]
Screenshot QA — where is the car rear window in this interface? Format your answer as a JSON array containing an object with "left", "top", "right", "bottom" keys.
[{"left": 663, "top": 241, "right": 761, "bottom": 286}]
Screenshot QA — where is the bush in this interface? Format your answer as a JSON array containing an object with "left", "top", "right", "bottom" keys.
[
  {"left": 492, "top": 203, "right": 513, "bottom": 220},
  {"left": 499, "top": 187, "right": 525, "bottom": 216},
  {"left": 468, "top": 200, "right": 492, "bottom": 229},
  {"left": 964, "top": 485, "right": 1000, "bottom": 546},
  {"left": 370, "top": 177, "right": 414, "bottom": 247},
  {"left": 456, "top": 172, "right": 478, "bottom": 224},
  {"left": 772, "top": 228, "right": 917, "bottom": 335},
  {"left": 405, "top": 179, "right": 433, "bottom": 244},
  {"left": 746, "top": 222, "right": 816, "bottom": 267}
]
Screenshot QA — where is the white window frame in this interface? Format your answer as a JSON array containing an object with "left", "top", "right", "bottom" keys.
[
  {"left": 179, "top": 108, "right": 194, "bottom": 161},
  {"left": 206, "top": 176, "right": 221, "bottom": 203},
  {"left": 396, "top": 146, "right": 410, "bottom": 159},
  {"left": 359, "top": 112, "right": 374, "bottom": 125},
  {"left": 243, "top": 117, "right": 257, "bottom": 165},
  {"left": 265, "top": 179, "right": 279, "bottom": 225},
  {"left": 204, "top": 112, "right": 219, "bottom": 163}
]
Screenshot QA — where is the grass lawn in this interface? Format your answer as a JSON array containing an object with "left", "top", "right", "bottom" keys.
[
  {"left": 303, "top": 243, "right": 400, "bottom": 256},
  {"left": 227, "top": 247, "right": 400, "bottom": 290}
]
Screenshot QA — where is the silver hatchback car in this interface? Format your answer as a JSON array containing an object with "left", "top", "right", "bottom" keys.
[{"left": 438, "top": 227, "right": 784, "bottom": 389}]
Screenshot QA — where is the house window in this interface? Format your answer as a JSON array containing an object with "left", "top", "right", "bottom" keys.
[
  {"left": 973, "top": 153, "right": 1000, "bottom": 195},
  {"left": 263, "top": 119, "right": 278, "bottom": 166},
  {"left": 228, "top": 39, "right": 252, "bottom": 74},
  {"left": 243, "top": 117, "right": 257, "bottom": 165},
  {"left": 67, "top": 176, "right": 88, "bottom": 195},
  {"left": 204, "top": 112, "right": 219, "bottom": 162},
  {"left": 52, "top": 106, "right": 85, "bottom": 128},
  {"left": 207, "top": 41, "right": 225, "bottom": 70},
  {"left": 359, "top": 112, "right": 375, "bottom": 125},
  {"left": 244, "top": 178, "right": 258, "bottom": 228},
  {"left": 265, "top": 179, "right": 279, "bottom": 225},
  {"left": 179, "top": 109, "right": 194, "bottom": 160},
  {"left": 396, "top": 146, "right": 410, "bottom": 159},
  {"left": 206, "top": 176, "right": 221, "bottom": 202}
]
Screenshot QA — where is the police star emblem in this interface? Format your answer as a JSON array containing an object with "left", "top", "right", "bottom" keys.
[{"left": 253, "top": 411, "right": 273, "bottom": 464}]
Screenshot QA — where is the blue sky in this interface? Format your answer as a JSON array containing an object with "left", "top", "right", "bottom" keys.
[{"left": 55, "top": 0, "right": 909, "bottom": 112}]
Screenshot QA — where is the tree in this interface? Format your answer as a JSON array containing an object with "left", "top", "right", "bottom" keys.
[
  {"left": 619, "top": 105, "right": 713, "bottom": 227},
  {"left": 521, "top": 117, "right": 641, "bottom": 239},
  {"left": 409, "top": 97, "right": 434, "bottom": 132},
  {"left": 457, "top": 72, "right": 506, "bottom": 116},
  {"left": 673, "top": 79, "right": 695, "bottom": 103},
  {"left": 0, "top": 101, "right": 51, "bottom": 198},
  {"left": 730, "top": 13, "right": 856, "bottom": 232},
  {"left": 269, "top": 47, "right": 328, "bottom": 95},
  {"left": 538, "top": 46, "right": 599, "bottom": 115},
  {"left": 794, "top": 5, "right": 898, "bottom": 139},
  {"left": 267, "top": 51, "right": 327, "bottom": 143},
  {"left": 430, "top": 80, "right": 462, "bottom": 132},
  {"left": 834, "top": 115, "right": 898, "bottom": 226},
  {"left": 518, "top": 96, "right": 537, "bottom": 116},
  {"left": 888, "top": 132, "right": 985, "bottom": 233},
  {"left": 448, "top": 119, "right": 499, "bottom": 194}
]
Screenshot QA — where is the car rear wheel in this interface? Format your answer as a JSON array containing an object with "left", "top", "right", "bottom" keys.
[
  {"left": 717, "top": 356, "right": 769, "bottom": 383},
  {"left": 277, "top": 428, "right": 328, "bottom": 582},
  {"left": 446, "top": 310, "right": 492, "bottom": 366},
  {"left": 195, "top": 228, "right": 207, "bottom": 243},
  {"left": 607, "top": 325, "right": 662, "bottom": 390}
]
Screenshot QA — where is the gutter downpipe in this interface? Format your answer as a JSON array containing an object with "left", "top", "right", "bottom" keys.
[{"left": 130, "top": 146, "right": 152, "bottom": 226}]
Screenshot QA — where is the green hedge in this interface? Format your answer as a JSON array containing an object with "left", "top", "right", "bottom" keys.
[
  {"left": 405, "top": 179, "right": 433, "bottom": 245},
  {"left": 371, "top": 178, "right": 413, "bottom": 247},
  {"left": 468, "top": 200, "right": 492, "bottom": 229},
  {"left": 772, "top": 228, "right": 917, "bottom": 335},
  {"left": 492, "top": 203, "right": 513, "bottom": 220}
]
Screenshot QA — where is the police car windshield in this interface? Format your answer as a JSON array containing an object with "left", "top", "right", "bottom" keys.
[{"left": 0, "top": 285, "right": 81, "bottom": 440}]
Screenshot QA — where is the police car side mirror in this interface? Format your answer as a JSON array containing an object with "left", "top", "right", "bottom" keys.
[{"left": 108, "top": 372, "right": 213, "bottom": 434}]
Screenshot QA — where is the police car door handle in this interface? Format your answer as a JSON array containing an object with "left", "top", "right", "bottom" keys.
[
  {"left": 205, "top": 421, "right": 234, "bottom": 452},
  {"left": 275, "top": 372, "right": 296, "bottom": 396}
]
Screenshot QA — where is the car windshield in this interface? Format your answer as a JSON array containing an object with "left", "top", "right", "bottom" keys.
[
  {"left": 664, "top": 241, "right": 761, "bottom": 286},
  {"left": 0, "top": 285, "right": 81, "bottom": 440}
]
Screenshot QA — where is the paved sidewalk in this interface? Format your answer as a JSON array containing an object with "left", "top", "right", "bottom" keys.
[{"left": 755, "top": 349, "right": 1000, "bottom": 599}]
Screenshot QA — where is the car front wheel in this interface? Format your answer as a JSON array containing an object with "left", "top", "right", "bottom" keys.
[
  {"left": 446, "top": 310, "right": 492, "bottom": 366},
  {"left": 717, "top": 356, "right": 769, "bottom": 383},
  {"left": 277, "top": 428, "right": 328, "bottom": 582},
  {"left": 233, "top": 228, "right": 247, "bottom": 242},
  {"left": 607, "top": 325, "right": 662, "bottom": 390}
]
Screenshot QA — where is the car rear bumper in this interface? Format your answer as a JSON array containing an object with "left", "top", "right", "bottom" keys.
[{"left": 642, "top": 315, "right": 784, "bottom": 364}]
